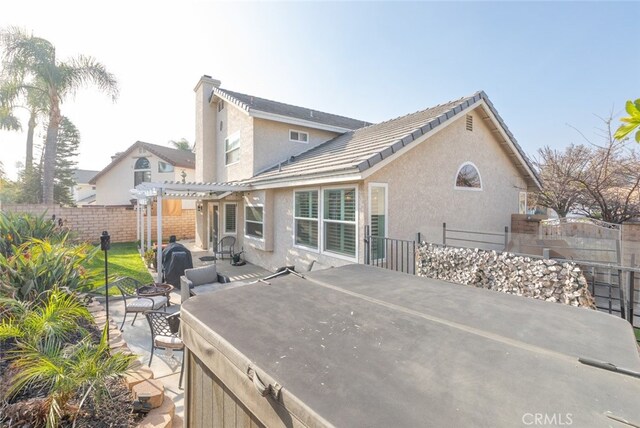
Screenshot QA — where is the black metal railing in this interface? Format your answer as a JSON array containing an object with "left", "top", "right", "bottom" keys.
[
  {"left": 442, "top": 222, "right": 509, "bottom": 251},
  {"left": 364, "top": 225, "right": 416, "bottom": 275}
]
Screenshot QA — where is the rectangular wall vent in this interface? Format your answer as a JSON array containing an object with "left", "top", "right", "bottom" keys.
[{"left": 466, "top": 115, "right": 473, "bottom": 131}]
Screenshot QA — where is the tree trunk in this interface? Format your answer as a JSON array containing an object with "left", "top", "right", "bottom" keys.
[
  {"left": 25, "top": 109, "right": 36, "bottom": 172},
  {"left": 42, "top": 91, "right": 60, "bottom": 205}
]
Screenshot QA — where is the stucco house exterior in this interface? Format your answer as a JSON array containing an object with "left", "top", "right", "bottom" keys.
[
  {"left": 91, "top": 141, "right": 196, "bottom": 207},
  {"left": 140, "top": 76, "right": 541, "bottom": 273},
  {"left": 72, "top": 169, "right": 98, "bottom": 205}
]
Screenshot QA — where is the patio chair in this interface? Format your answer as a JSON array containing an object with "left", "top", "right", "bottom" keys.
[
  {"left": 112, "top": 277, "right": 167, "bottom": 330},
  {"left": 214, "top": 236, "right": 236, "bottom": 260},
  {"left": 145, "top": 310, "right": 184, "bottom": 388}
]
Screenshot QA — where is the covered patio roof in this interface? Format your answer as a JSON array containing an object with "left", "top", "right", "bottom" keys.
[{"left": 130, "top": 181, "right": 250, "bottom": 282}]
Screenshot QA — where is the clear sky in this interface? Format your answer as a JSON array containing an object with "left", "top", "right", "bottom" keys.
[{"left": 1, "top": 1, "right": 637, "bottom": 180}]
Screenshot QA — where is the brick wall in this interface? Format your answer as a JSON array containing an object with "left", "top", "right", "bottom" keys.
[{"left": 1, "top": 204, "right": 195, "bottom": 244}]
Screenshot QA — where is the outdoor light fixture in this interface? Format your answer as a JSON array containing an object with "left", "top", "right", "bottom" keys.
[
  {"left": 100, "top": 231, "right": 111, "bottom": 341},
  {"left": 197, "top": 202, "right": 203, "bottom": 212}
]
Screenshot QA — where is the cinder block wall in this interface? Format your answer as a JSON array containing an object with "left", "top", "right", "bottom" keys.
[{"left": 2, "top": 204, "right": 195, "bottom": 244}]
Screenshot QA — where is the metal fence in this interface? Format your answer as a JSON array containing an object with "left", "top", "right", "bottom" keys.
[
  {"left": 442, "top": 222, "right": 509, "bottom": 251},
  {"left": 363, "top": 227, "right": 639, "bottom": 342}
]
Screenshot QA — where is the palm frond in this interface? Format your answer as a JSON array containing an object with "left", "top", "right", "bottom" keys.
[{"left": 63, "top": 55, "right": 119, "bottom": 101}]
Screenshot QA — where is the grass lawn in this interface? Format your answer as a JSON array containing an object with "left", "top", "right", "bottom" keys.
[{"left": 86, "top": 242, "right": 153, "bottom": 291}]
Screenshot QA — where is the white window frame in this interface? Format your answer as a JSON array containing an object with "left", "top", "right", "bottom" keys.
[
  {"left": 134, "top": 157, "right": 151, "bottom": 187},
  {"left": 290, "top": 185, "right": 359, "bottom": 262},
  {"left": 157, "top": 161, "right": 174, "bottom": 173},
  {"left": 454, "top": 161, "right": 483, "bottom": 191},
  {"left": 368, "top": 183, "right": 388, "bottom": 261},
  {"left": 293, "top": 188, "right": 320, "bottom": 252},
  {"left": 321, "top": 185, "right": 358, "bottom": 262},
  {"left": 289, "top": 129, "right": 309, "bottom": 143},
  {"left": 244, "top": 204, "right": 264, "bottom": 241},
  {"left": 225, "top": 131, "right": 240, "bottom": 166},
  {"left": 223, "top": 202, "right": 237, "bottom": 234}
]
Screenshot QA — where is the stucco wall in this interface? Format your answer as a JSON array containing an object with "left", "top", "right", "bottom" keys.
[
  {"left": 236, "top": 184, "right": 366, "bottom": 272},
  {"left": 364, "top": 107, "right": 527, "bottom": 244},
  {"left": 95, "top": 149, "right": 194, "bottom": 208},
  {"left": 73, "top": 183, "right": 95, "bottom": 205},
  {"left": 252, "top": 119, "right": 340, "bottom": 175},
  {"left": 215, "top": 103, "right": 254, "bottom": 182}
]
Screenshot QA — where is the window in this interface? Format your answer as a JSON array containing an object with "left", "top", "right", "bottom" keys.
[
  {"left": 218, "top": 100, "right": 224, "bottom": 112},
  {"left": 134, "top": 157, "right": 151, "bottom": 186},
  {"left": 158, "top": 161, "right": 174, "bottom": 173},
  {"left": 224, "top": 203, "right": 237, "bottom": 234},
  {"left": 289, "top": 130, "right": 309, "bottom": 143},
  {"left": 294, "top": 190, "right": 319, "bottom": 249},
  {"left": 220, "top": 121, "right": 223, "bottom": 131},
  {"left": 323, "top": 188, "right": 356, "bottom": 257},
  {"left": 225, "top": 132, "right": 240, "bottom": 165},
  {"left": 245, "top": 206, "right": 264, "bottom": 238},
  {"left": 455, "top": 162, "right": 482, "bottom": 190}
]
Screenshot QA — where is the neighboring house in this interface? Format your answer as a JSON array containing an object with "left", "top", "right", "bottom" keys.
[
  {"left": 91, "top": 141, "right": 196, "bottom": 207},
  {"left": 72, "top": 169, "right": 99, "bottom": 205},
  {"left": 163, "top": 76, "right": 542, "bottom": 272}
]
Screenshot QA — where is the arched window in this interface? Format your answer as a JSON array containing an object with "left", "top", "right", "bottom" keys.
[
  {"left": 134, "top": 157, "right": 151, "bottom": 186},
  {"left": 455, "top": 162, "right": 482, "bottom": 190}
]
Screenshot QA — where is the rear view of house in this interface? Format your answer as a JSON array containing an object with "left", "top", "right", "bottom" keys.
[{"left": 139, "top": 76, "right": 541, "bottom": 272}]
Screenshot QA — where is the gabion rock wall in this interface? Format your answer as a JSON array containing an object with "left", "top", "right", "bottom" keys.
[{"left": 416, "top": 243, "right": 596, "bottom": 309}]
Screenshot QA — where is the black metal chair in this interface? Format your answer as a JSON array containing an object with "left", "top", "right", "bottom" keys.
[
  {"left": 144, "top": 310, "right": 184, "bottom": 388},
  {"left": 112, "top": 277, "right": 167, "bottom": 330},
  {"left": 214, "top": 236, "right": 236, "bottom": 260}
]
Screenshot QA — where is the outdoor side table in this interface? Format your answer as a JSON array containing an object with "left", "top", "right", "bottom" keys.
[{"left": 137, "top": 283, "right": 174, "bottom": 307}]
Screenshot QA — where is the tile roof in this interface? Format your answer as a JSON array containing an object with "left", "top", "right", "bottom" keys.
[
  {"left": 213, "top": 88, "right": 371, "bottom": 131},
  {"left": 89, "top": 141, "right": 195, "bottom": 184},
  {"left": 247, "top": 91, "right": 540, "bottom": 189}
]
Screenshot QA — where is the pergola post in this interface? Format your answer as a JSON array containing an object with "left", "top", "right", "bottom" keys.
[
  {"left": 136, "top": 202, "right": 141, "bottom": 253},
  {"left": 156, "top": 193, "right": 163, "bottom": 283},
  {"left": 147, "top": 200, "right": 152, "bottom": 251},
  {"left": 140, "top": 200, "right": 145, "bottom": 254}
]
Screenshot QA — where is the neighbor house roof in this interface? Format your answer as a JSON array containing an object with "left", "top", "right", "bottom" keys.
[
  {"left": 212, "top": 87, "right": 371, "bottom": 132},
  {"left": 246, "top": 91, "right": 541, "bottom": 190},
  {"left": 72, "top": 169, "right": 99, "bottom": 184},
  {"left": 89, "top": 141, "right": 195, "bottom": 184}
]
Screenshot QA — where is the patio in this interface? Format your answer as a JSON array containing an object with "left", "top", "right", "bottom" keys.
[{"left": 97, "top": 252, "right": 273, "bottom": 425}]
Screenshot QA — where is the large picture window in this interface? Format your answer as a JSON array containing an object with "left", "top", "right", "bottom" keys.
[
  {"left": 294, "top": 190, "right": 319, "bottom": 249},
  {"left": 245, "top": 206, "right": 264, "bottom": 239},
  {"left": 323, "top": 188, "right": 356, "bottom": 257},
  {"left": 224, "top": 203, "right": 237, "bottom": 234},
  {"left": 134, "top": 157, "right": 151, "bottom": 186},
  {"left": 225, "top": 132, "right": 240, "bottom": 165}
]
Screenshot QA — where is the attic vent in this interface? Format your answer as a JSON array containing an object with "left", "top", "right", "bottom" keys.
[{"left": 466, "top": 115, "right": 473, "bottom": 131}]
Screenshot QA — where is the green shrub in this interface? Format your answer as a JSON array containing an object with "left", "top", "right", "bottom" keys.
[
  {"left": 0, "top": 289, "right": 134, "bottom": 427},
  {"left": 0, "top": 238, "right": 99, "bottom": 301},
  {"left": 0, "top": 212, "right": 69, "bottom": 257}
]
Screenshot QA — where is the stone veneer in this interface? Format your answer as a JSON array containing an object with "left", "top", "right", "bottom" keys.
[{"left": 416, "top": 244, "right": 596, "bottom": 309}]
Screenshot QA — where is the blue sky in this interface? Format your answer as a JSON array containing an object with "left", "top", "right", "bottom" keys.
[{"left": 0, "top": 1, "right": 637, "bottom": 179}]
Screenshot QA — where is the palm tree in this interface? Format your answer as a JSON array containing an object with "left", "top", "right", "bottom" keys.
[
  {"left": 169, "top": 138, "right": 193, "bottom": 151},
  {"left": 0, "top": 76, "right": 49, "bottom": 173},
  {"left": 0, "top": 27, "right": 118, "bottom": 204}
]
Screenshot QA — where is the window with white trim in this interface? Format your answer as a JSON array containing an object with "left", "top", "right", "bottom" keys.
[
  {"left": 294, "top": 190, "right": 319, "bottom": 249},
  {"left": 289, "top": 130, "right": 309, "bottom": 143},
  {"left": 224, "top": 203, "right": 237, "bottom": 234},
  {"left": 134, "top": 157, "right": 151, "bottom": 186},
  {"left": 245, "top": 206, "right": 264, "bottom": 239},
  {"left": 158, "top": 161, "right": 174, "bottom": 173},
  {"left": 323, "top": 188, "right": 356, "bottom": 257},
  {"left": 455, "top": 163, "right": 482, "bottom": 189},
  {"left": 225, "top": 132, "right": 240, "bottom": 165}
]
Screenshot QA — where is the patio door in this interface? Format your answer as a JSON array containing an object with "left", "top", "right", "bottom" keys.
[
  {"left": 369, "top": 183, "right": 387, "bottom": 260},
  {"left": 209, "top": 204, "right": 219, "bottom": 250}
]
